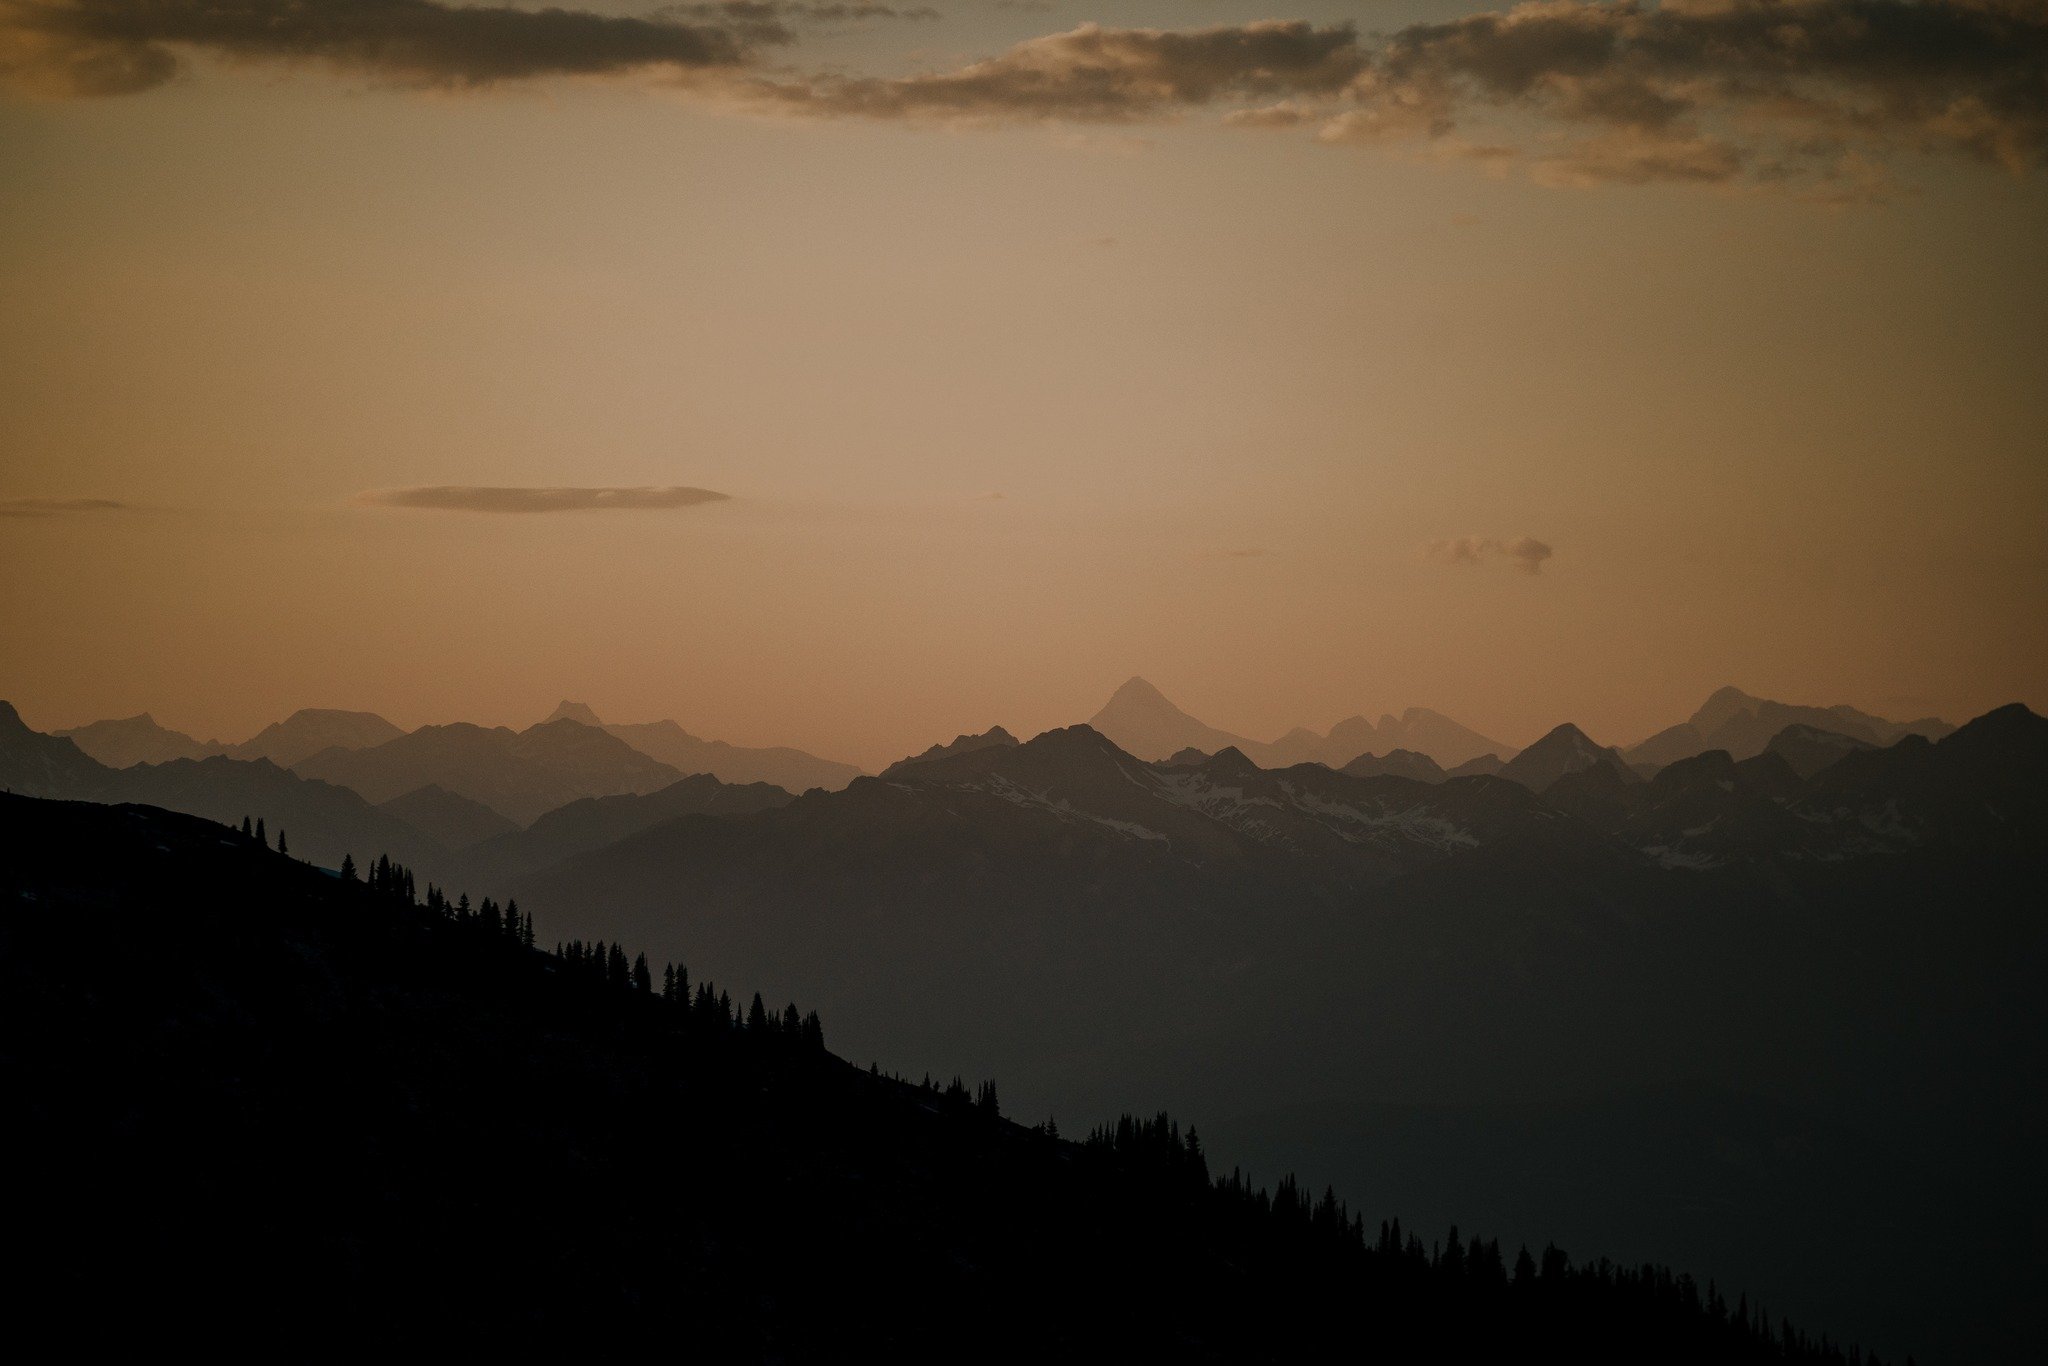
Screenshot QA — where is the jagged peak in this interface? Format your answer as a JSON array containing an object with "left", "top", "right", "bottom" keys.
[
  {"left": 546, "top": 700, "right": 603, "bottom": 727},
  {"left": 1201, "top": 745, "right": 1260, "bottom": 777}
]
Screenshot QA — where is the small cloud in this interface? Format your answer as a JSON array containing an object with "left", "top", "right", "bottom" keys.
[
  {"left": 1427, "top": 535, "right": 1554, "bottom": 574},
  {"left": 1502, "top": 535, "right": 1553, "bottom": 574},
  {"left": 1223, "top": 100, "right": 1320, "bottom": 130},
  {"left": 0, "top": 497, "right": 126, "bottom": 518},
  {"left": 357, "top": 486, "right": 731, "bottom": 513}
]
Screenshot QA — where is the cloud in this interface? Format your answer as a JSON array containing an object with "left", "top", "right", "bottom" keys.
[
  {"left": 738, "top": 20, "right": 1366, "bottom": 122},
  {"left": 358, "top": 486, "right": 732, "bottom": 513},
  {"left": 0, "top": 497, "right": 126, "bottom": 517},
  {"left": 1223, "top": 99, "right": 1321, "bottom": 129},
  {"left": 735, "top": 3, "right": 2047, "bottom": 192},
  {"left": 1427, "top": 534, "right": 1555, "bottom": 573},
  {"left": 658, "top": 2, "right": 937, "bottom": 24},
  {"left": 1333, "top": 0, "right": 2048, "bottom": 189},
  {"left": 0, "top": 0, "right": 774, "bottom": 98}
]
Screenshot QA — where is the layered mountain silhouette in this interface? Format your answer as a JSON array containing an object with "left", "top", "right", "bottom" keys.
[
  {"left": 295, "top": 717, "right": 685, "bottom": 826},
  {"left": 1625, "top": 686, "right": 1951, "bottom": 769},
  {"left": 231, "top": 708, "right": 406, "bottom": 768},
  {"left": 54, "top": 713, "right": 227, "bottom": 767},
  {"left": 1496, "top": 723, "right": 1639, "bottom": 794},
  {"left": 6, "top": 689, "right": 2044, "bottom": 1361},
  {"left": 1341, "top": 749, "right": 1449, "bottom": 783},
  {"left": 0, "top": 701, "right": 443, "bottom": 875},
  {"left": 458, "top": 772, "right": 795, "bottom": 880},
  {"left": 880, "top": 726, "right": 1019, "bottom": 778},
  {"left": 2, "top": 792, "right": 1884, "bottom": 1362},
  {"left": 495, "top": 703, "right": 2045, "bottom": 1365},
  {"left": 1088, "top": 677, "right": 1513, "bottom": 770},
  {"left": 544, "top": 701, "right": 865, "bottom": 794}
]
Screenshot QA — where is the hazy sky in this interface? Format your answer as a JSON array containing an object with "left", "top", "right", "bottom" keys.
[{"left": 4, "top": 0, "right": 2045, "bottom": 768}]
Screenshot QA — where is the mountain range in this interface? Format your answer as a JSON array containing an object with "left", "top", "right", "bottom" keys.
[
  {"left": 2, "top": 791, "right": 1882, "bottom": 1362},
  {"left": 1089, "top": 677, "right": 1515, "bottom": 770},
  {"left": 3, "top": 684, "right": 2042, "bottom": 1360},
  {"left": 1623, "top": 685, "right": 1952, "bottom": 768},
  {"left": 542, "top": 701, "right": 865, "bottom": 794}
]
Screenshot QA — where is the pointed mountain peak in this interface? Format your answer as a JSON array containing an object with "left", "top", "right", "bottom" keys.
[
  {"left": 1202, "top": 745, "right": 1260, "bottom": 777},
  {"left": 546, "top": 700, "right": 603, "bottom": 727},
  {"left": 0, "top": 699, "right": 26, "bottom": 730},
  {"left": 1106, "top": 676, "right": 1176, "bottom": 709},
  {"left": 1691, "top": 685, "right": 1763, "bottom": 733}
]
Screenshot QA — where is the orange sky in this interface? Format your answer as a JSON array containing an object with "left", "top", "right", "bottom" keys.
[{"left": 3, "top": 3, "right": 2045, "bottom": 769}]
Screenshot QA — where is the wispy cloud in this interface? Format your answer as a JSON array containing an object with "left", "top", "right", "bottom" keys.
[
  {"left": 658, "top": 2, "right": 937, "bottom": 24},
  {"left": 357, "top": 486, "right": 732, "bottom": 513},
  {"left": 0, "top": 497, "right": 126, "bottom": 518},
  {"left": 736, "top": 20, "right": 1364, "bottom": 122},
  {"left": 0, "top": 0, "right": 773, "bottom": 98},
  {"left": 1427, "top": 535, "right": 1554, "bottom": 574},
  {"left": 734, "top": 5, "right": 2047, "bottom": 192}
]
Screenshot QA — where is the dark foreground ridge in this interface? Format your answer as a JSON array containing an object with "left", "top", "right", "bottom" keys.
[{"left": 0, "top": 794, "right": 1891, "bottom": 1362}]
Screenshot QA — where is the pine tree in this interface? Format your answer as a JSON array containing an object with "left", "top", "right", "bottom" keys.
[
  {"left": 241, "top": 815, "right": 253, "bottom": 838},
  {"left": 632, "top": 953, "right": 652, "bottom": 995},
  {"left": 339, "top": 852, "right": 357, "bottom": 881},
  {"left": 254, "top": 817, "right": 266, "bottom": 848},
  {"left": 276, "top": 829, "right": 288, "bottom": 857}
]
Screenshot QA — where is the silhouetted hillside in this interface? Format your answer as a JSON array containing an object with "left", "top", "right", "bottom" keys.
[
  {"left": 0, "top": 793, "right": 1887, "bottom": 1363},
  {"left": 505, "top": 707, "right": 2046, "bottom": 1364}
]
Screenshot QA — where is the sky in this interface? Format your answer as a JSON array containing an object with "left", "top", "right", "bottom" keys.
[{"left": 2, "top": 0, "right": 2045, "bottom": 769}]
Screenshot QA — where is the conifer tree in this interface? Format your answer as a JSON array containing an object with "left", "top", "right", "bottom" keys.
[
  {"left": 276, "top": 829, "right": 287, "bottom": 857},
  {"left": 241, "top": 815, "right": 253, "bottom": 837},
  {"left": 632, "top": 953, "right": 652, "bottom": 994},
  {"left": 254, "top": 817, "right": 266, "bottom": 847},
  {"left": 340, "top": 852, "right": 357, "bottom": 881}
]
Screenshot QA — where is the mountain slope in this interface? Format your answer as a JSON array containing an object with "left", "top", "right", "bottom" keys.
[
  {"left": 54, "top": 713, "right": 227, "bottom": 767},
  {"left": 1088, "top": 677, "right": 1263, "bottom": 762},
  {"left": 376, "top": 783, "right": 520, "bottom": 850},
  {"left": 881, "top": 726, "right": 1019, "bottom": 778},
  {"left": 1496, "top": 724, "right": 1638, "bottom": 794},
  {"left": 0, "top": 792, "right": 1877, "bottom": 1363},
  {"left": 462, "top": 772, "right": 796, "bottom": 881}
]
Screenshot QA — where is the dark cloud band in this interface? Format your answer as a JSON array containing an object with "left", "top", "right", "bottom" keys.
[
  {"left": 359, "top": 486, "right": 732, "bottom": 513},
  {"left": 0, "top": 0, "right": 774, "bottom": 97}
]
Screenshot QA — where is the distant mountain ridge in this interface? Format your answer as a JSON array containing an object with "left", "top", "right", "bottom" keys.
[
  {"left": 233, "top": 708, "right": 407, "bottom": 768},
  {"left": 55, "top": 714, "right": 228, "bottom": 767},
  {"left": 1625, "top": 686, "right": 1951, "bottom": 769},
  {"left": 1088, "top": 677, "right": 1514, "bottom": 771},
  {"left": 296, "top": 717, "right": 684, "bottom": 826},
  {"left": 543, "top": 701, "right": 865, "bottom": 794}
]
